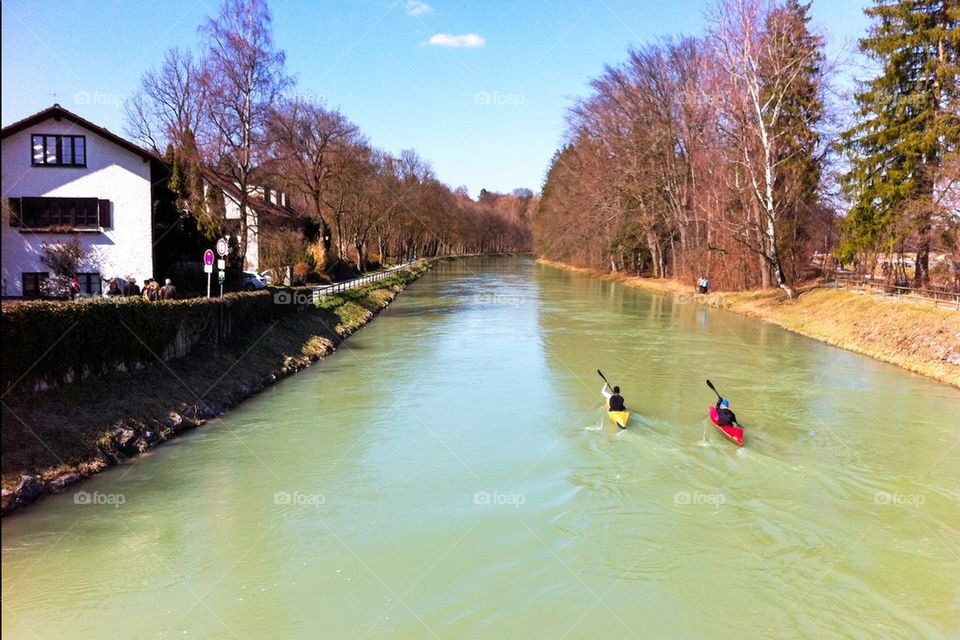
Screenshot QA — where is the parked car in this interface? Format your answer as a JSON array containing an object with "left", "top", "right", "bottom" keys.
[
  {"left": 242, "top": 271, "right": 270, "bottom": 291},
  {"left": 257, "top": 269, "right": 277, "bottom": 285}
]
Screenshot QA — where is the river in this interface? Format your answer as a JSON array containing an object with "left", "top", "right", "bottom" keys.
[{"left": 3, "top": 257, "right": 959, "bottom": 639}]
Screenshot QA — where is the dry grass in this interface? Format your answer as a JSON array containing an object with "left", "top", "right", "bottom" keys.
[
  {"left": 539, "top": 259, "right": 960, "bottom": 388},
  {"left": 731, "top": 288, "right": 960, "bottom": 387}
]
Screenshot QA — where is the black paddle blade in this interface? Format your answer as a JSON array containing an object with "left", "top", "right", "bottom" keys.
[
  {"left": 597, "top": 369, "right": 612, "bottom": 390},
  {"left": 706, "top": 379, "right": 722, "bottom": 400}
]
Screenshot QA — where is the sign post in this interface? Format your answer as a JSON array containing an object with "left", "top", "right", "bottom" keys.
[
  {"left": 216, "top": 239, "right": 228, "bottom": 297},
  {"left": 203, "top": 249, "right": 215, "bottom": 298},
  {"left": 217, "top": 259, "right": 226, "bottom": 297}
]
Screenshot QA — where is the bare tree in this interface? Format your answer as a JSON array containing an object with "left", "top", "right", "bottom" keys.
[
  {"left": 198, "top": 0, "right": 292, "bottom": 267},
  {"left": 267, "top": 97, "right": 360, "bottom": 264},
  {"left": 707, "top": 0, "right": 824, "bottom": 297},
  {"left": 125, "top": 48, "right": 209, "bottom": 152}
]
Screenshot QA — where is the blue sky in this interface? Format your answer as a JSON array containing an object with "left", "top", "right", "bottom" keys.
[{"left": 1, "top": 0, "right": 872, "bottom": 197}]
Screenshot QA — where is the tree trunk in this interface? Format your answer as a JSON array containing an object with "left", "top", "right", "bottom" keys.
[
  {"left": 914, "top": 229, "right": 930, "bottom": 288},
  {"left": 759, "top": 252, "right": 771, "bottom": 289},
  {"left": 646, "top": 232, "right": 662, "bottom": 278},
  {"left": 238, "top": 201, "right": 249, "bottom": 269},
  {"left": 354, "top": 240, "right": 366, "bottom": 272}
]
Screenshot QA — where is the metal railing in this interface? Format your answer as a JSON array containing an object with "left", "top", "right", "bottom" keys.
[
  {"left": 310, "top": 262, "right": 421, "bottom": 297},
  {"left": 826, "top": 274, "right": 960, "bottom": 310}
]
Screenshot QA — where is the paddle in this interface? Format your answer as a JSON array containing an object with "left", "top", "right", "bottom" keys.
[
  {"left": 707, "top": 379, "right": 740, "bottom": 429},
  {"left": 599, "top": 369, "right": 628, "bottom": 427},
  {"left": 706, "top": 379, "right": 722, "bottom": 402},
  {"left": 597, "top": 369, "right": 611, "bottom": 389}
]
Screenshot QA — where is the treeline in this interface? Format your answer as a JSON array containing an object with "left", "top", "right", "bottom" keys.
[
  {"left": 535, "top": 0, "right": 959, "bottom": 294},
  {"left": 126, "top": 0, "right": 532, "bottom": 277}
]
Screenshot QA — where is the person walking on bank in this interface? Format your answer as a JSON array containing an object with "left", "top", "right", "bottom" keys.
[
  {"left": 159, "top": 278, "right": 177, "bottom": 300},
  {"left": 699, "top": 276, "right": 711, "bottom": 294}
]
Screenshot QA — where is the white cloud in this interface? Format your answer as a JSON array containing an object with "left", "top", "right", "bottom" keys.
[
  {"left": 427, "top": 33, "right": 485, "bottom": 48},
  {"left": 405, "top": 0, "right": 432, "bottom": 16}
]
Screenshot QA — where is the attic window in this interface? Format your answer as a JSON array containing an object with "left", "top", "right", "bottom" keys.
[{"left": 31, "top": 134, "right": 86, "bottom": 167}]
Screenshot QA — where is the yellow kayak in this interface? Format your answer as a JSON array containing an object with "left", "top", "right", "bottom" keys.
[{"left": 607, "top": 410, "right": 630, "bottom": 429}]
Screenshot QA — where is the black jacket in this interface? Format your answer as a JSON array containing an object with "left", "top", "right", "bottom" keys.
[
  {"left": 715, "top": 399, "right": 737, "bottom": 426},
  {"left": 609, "top": 394, "right": 625, "bottom": 412}
]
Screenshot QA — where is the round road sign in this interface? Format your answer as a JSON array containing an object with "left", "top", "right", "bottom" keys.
[
  {"left": 203, "top": 249, "right": 215, "bottom": 266},
  {"left": 216, "top": 238, "right": 228, "bottom": 256}
]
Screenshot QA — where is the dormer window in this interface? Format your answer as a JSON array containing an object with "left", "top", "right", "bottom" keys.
[{"left": 31, "top": 134, "right": 86, "bottom": 167}]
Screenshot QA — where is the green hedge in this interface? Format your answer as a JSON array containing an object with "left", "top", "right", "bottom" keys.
[
  {"left": 1, "top": 263, "right": 430, "bottom": 395},
  {"left": 1, "top": 289, "right": 310, "bottom": 394}
]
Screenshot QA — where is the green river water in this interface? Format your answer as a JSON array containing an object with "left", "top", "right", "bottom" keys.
[{"left": 2, "top": 257, "right": 959, "bottom": 639}]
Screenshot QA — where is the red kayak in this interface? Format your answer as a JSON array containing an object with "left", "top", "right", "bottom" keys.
[{"left": 709, "top": 406, "right": 744, "bottom": 447}]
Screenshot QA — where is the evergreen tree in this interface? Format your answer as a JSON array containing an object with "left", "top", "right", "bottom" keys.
[
  {"left": 840, "top": 0, "right": 960, "bottom": 286},
  {"left": 167, "top": 144, "right": 184, "bottom": 211},
  {"left": 767, "top": 0, "right": 825, "bottom": 207}
]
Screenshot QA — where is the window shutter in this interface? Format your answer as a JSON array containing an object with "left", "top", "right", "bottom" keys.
[
  {"left": 98, "top": 199, "right": 111, "bottom": 228},
  {"left": 7, "top": 197, "right": 21, "bottom": 227}
]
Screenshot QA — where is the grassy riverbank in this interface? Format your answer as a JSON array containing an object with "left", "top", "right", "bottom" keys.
[
  {"left": 539, "top": 259, "right": 960, "bottom": 388},
  {"left": 1, "top": 262, "right": 433, "bottom": 514}
]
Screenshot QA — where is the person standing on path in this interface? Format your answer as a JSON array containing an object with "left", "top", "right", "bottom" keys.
[
  {"left": 159, "top": 278, "right": 177, "bottom": 300},
  {"left": 143, "top": 280, "right": 160, "bottom": 301},
  {"left": 125, "top": 277, "right": 141, "bottom": 297}
]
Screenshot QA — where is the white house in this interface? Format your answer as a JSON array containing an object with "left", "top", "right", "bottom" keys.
[
  {"left": 1, "top": 104, "right": 164, "bottom": 298},
  {"left": 205, "top": 171, "right": 295, "bottom": 273}
]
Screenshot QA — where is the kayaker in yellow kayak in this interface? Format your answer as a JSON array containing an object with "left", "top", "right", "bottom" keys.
[
  {"left": 602, "top": 383, "right": 626, "bottom": 412},
  {"left": 598, "top": 369, "right": 630, "bottom": 428},
  {"left": 601, "top": 382, "right": 630, "bottom": 428}
]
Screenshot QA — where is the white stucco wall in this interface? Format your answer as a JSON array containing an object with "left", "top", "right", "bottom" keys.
[
  {"left": 223, "top": 189, "right": 260, "bottom": 272},
  {"left": 1, "top": 119, "right": 154, "bottom": 297}
]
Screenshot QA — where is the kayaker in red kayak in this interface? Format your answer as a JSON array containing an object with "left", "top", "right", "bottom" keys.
[{"left": 714, "top": 398, "right": 739, "bottom": 427}]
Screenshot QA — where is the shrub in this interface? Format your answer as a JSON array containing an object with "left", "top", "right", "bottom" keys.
[
  {"left": 1, "top": 291, "right": 294, "bottom": 394},
  {"left": 293, "top": 261, "right": 310, "bottom": 285}
]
